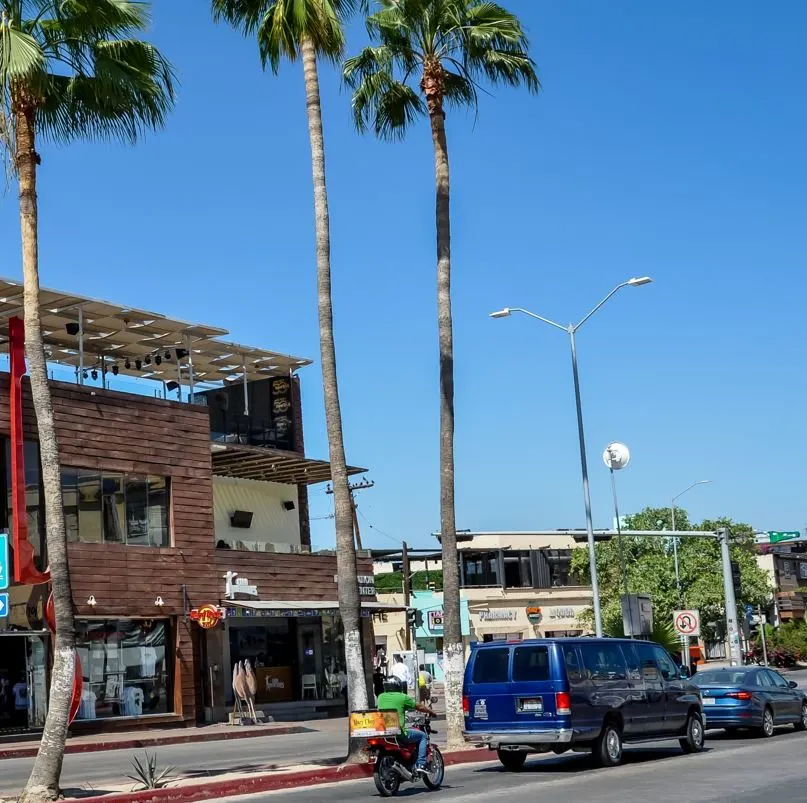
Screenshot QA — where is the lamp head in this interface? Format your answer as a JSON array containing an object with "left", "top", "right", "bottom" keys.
[
  {"left": 627, "top": 276, "right": 653, "bottom": 287},
  {"left": 489, "top": 308, "right": 512, "bottom": 319}
]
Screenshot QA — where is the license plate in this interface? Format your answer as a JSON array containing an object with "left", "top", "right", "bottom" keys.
[
  {"left": 703, "top": 697, "right": 716, "bottom": 706},
  {"left": 518, "top": 697, "right": 543, "bottom": 712}
]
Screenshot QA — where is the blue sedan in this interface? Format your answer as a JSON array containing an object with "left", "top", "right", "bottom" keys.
[{"left": 694, "top": 666, "right": 807, "bottom": 736}]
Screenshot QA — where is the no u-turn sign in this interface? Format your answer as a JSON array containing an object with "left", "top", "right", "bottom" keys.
[{"left": 674, "top": 610, "right": 700, "bottom": 637}]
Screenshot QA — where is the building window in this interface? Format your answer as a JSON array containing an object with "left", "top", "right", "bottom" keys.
[
  {"left": 75, "top": 619, "right": 172, "bottom": 720},
  {"left": 503, "top": 551, "right": 532, "bottom": 588},
  {"left": 461, "top": 552, "right": 501, "bottom": 587},
  {"left": 64, "top": 470, "right": 170, "bottom": 547}
]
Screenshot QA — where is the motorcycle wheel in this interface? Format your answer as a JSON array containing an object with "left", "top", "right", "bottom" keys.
[
  {"left": 422, "top": 745, "right": 445, "bottom": 790},
  {"left": 374, "top": 754, "right": 401, "bottom": 798}
]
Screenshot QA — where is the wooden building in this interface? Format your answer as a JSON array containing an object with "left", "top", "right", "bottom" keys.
[{"left": 0, "top": 277, "right": 378, "bottom": 734}]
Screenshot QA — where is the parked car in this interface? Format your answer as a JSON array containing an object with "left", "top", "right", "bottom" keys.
[
  {"left": 693, "top": 666, "right": 807, "bottom": 736},
  {"left": 462, "top": 638, "right": 704, "bottom": 770}
]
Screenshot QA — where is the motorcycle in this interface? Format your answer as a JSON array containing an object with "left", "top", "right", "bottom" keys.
[{"left": 366, "top": 711, "right": 445, "bottom": 797}]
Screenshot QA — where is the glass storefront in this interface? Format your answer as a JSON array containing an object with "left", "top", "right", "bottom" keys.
[{"left": 75, "top": 619, "right": 173, "bottom": 720}]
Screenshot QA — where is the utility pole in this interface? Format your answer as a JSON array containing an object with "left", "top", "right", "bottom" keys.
[
  {"left": 326, "top": 478, "right": 374, "bottom": 551},
  {"left": 402, "top": 540, "right": 412, "bottom": 650},
  {"left": 758, "top": 605, "right": 769, "bottom": 667}
]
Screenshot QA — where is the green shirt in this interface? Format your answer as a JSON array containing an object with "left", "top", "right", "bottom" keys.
[{"left": 377, "top": 691, "right": 416, "bottom": 730}]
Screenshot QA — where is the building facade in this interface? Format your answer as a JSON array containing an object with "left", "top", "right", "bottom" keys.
[
  {"left": 373, "top": 532, "right": 594, "bottom": 681},
  {"left": 0, "top": 278, "right": 374, "bottom": 734}
]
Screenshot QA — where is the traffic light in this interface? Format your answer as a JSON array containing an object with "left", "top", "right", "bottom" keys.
[
  {"left": 415, "top": 609, "right": 424, "bottom": 629},
  {"left": 406, "top": 609, "right": 424, "bottom": 629},
  {"left": 730, "top": 560, "right": 742, "bottom": 600}
]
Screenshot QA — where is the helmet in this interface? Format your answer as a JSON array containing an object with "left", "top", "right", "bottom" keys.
[{"left": 383, "top": 677, "right": 406, "bottom": 693}]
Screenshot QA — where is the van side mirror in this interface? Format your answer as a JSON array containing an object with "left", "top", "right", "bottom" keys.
[
  {"left": 789, "top": 681, "right": 798, "bottom": 689},
  {"left": 678, "top": 665, "right": 692, "bottom": 679}
]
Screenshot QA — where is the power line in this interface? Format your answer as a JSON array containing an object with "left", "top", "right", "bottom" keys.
[{"left": 357, "top": 508, "right": 402, "bottom": 546}]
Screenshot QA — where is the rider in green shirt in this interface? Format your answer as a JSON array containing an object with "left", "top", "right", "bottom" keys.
[{"left": 377, "top": 680, "right": 435, "bottom": 773}]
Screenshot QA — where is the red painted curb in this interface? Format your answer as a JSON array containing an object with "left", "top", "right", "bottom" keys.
[
  {"left": 59, "top": 748, "right": 492, "bottom": 803},
  {"left": 0, "top": 726, "right": 311, "bottom": 762}
]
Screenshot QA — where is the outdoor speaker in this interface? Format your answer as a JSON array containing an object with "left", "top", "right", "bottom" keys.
[
  {"left": 282, "top": 500, "right": 296, "bottom": 511},
  {"left": 230, "top": 510, "right": 253, "bottom": 528}
]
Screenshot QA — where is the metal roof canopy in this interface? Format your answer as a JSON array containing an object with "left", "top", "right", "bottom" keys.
[
  {"left": 0, "top": 277, "right": 312, "bottom": 386},
  {"left": 225, "top": 600, "right": 405, "bottom": 611},
  {"left": 211, "top": 443, "right": 366, "bottom": 485}
]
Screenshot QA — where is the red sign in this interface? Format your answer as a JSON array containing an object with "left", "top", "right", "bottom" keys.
[{"left": 190, "top": 604, "right": 223, "bottom": 629}]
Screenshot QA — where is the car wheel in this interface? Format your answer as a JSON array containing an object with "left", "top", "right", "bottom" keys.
[
  {"left": 680, "top": 711, "right": 705, "bottom": 754},
  {"left": 497, "top": 749, "right": 527, "bottom": 771},
  {"left": 758, "top": 707, "right": 775, "bottom": 738},
  {"left": 795, "top": 703, "right": 807, "bottom": 732},
  {"left": 594, "top": 721, "right": 623, "bottom": 767}
]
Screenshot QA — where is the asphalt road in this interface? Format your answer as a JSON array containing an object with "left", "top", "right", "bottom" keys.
[{"left": 220, "top": 729, "right": 807, "bottom": 803}]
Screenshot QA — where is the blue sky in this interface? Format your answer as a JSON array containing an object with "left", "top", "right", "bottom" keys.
[{"left": 1, "top": 1, "right": 806, "bottom": 548}]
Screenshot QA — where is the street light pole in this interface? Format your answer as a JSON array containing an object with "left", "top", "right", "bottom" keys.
[
  {"left": 568, "top": 327, "right": 602, "bottom": 637},
  {"left": 670, "top": 480, "right": 711, "bottom": 665},
  {"left": 490, "top": 277, "right": 652, "bottom": 639}
]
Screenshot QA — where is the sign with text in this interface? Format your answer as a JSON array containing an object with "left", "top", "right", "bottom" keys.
[
  {"left": 674, "top": 609, "right": 700, "bottom": 637},
  {"left": 0, "top": 534, "right": 7, "bottom": 591},
  {"left": 349, "top": 709, "right": 402, "bottom": 738},
  {"left": 479, "top": 608, "right": 517, "bottom": 622},
  {"left": 427, "top": 609, "right": 444, "bottom": 630}
]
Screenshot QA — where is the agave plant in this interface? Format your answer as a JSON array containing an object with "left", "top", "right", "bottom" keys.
[{"left": 126, "top": 752, "right": 175, "bottom": 791}]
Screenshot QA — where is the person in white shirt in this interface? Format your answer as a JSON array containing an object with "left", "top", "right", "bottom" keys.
[{"left": 390, "top": 655, "right": 412, "bottom": 690}]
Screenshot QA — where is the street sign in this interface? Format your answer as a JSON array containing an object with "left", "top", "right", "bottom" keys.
[
  {"left": 0, "top": 593, "right": 7, "bottom": 618},
  {"left": 0, "top": 533, "right": 7, "bottom": 590},
  {"left": 674, "top": 609, "right": 700, "bottom": 637},
  {"left": 769, "top": 531, "right": 802, "bottom": 543}
]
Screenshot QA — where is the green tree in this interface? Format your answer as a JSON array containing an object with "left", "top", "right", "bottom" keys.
[
  {"left": 211, "top": 0, "right": 370, "bottom": 721},
  {"left": 571, "top": 507, "right": 772, "bottom": 645},
  {"left": 344, "top": 0, "right": 538, "bottom": 748},
  {"left": 0, "top": 4, "right": 173, "bottom": 800}
]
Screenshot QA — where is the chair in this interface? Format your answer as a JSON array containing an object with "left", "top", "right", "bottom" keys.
[{"left": 302, "top": 674, "right": 319, "bottom": 699}]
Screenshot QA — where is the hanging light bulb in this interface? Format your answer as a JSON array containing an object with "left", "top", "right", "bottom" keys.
[
  {"left": 164, "top": 350, "right": 171, "bottom": 360},
  {"left": 135, "top": 359, "right": 142, "bottom": 371},
  {"left": 155, "top": 355, "right": 162, "bottom": 366},
  {"left": 145, "top": 355, "right": 151, "bottom": 365},
  {"left": 124, "top": 359, "right": 131, "bottom": 370},
  {"left": 91, "top": 369, "right": 98, "bottom": 380},
  {"left": 112, "top": 365, "right": 119, "bottom": 376}
]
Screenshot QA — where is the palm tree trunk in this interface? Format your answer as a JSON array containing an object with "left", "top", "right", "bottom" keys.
[
  {"left": 301, "top": 37, "right": 369, "bottom": 739},
  {"left": 429, "top": 103, "right": 464, "bottom": 748},
  {"left": 15, "top": 102, "right": 76, "bottom": 803}
]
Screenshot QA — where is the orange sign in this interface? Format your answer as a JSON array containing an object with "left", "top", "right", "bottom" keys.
[
  {"left": 190, "top": 604, "right": 223, "bottom": 629},
  {"left": 349, "top": 709, "right": 402, "bottom": 738}
]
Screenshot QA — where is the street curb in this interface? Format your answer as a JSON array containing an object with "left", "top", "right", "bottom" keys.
[
  {"left": 58, "top": 748, "right": 491, "bottom": 803},
  {"left": 0, "top": 726, "right": 312, "bottom": 761}
]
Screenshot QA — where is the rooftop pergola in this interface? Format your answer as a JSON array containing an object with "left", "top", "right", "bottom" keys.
[{"left": 0, "top": 276, "right": 311, "bottom": 391}]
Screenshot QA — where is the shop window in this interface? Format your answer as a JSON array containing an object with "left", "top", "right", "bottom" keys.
[
  {"left": 75, "top": 619, "right": 172, "bottom": 720},
  {"left": 63, "top": 470, "right": 170, "bottom": 547}
]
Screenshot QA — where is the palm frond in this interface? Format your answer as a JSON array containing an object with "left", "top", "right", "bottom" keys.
[
  {"left": 442, "top": 68, "right": 475, "bottom": 109},
  {"left": 0, "top": 25, "right": 45, "bottom": 84}
]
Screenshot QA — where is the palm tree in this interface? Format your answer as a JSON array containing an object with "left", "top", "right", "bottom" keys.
[
  {"left": 0, "top": 3, "right": 174, "bottom": 800},
  {"left": 211, "top": 0, "right": 369, "bottom": 718},
  {"left": 344, "top": 0, "right": 538, "bottom": 747}
]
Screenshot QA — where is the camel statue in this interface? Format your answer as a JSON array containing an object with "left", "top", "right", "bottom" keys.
[{"left": 243, "top": 660, "right": 258, "bottom": 723}]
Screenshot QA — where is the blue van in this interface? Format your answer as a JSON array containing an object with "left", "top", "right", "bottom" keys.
[{"left": 463, "top": 637, "right": 704, "bottom": 769}]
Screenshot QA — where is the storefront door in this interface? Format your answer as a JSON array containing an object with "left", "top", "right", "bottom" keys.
[
  {"left": 297, "top": 621, "right": 323, "bottom": 695},
  {"left": 0, "top": 633, "right": 48, "bottom": 731}
]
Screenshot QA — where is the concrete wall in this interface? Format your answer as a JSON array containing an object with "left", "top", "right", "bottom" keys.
[{"left": 214, "top": 475, "right": 300, "bottom": 550}]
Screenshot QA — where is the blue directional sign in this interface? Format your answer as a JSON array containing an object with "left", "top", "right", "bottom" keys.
[
  {"left": 0, "top": 593, "right": 8, "bottom": 618},
  {"left": 0, "top": 533, "right": 7, "bottom": 591}
]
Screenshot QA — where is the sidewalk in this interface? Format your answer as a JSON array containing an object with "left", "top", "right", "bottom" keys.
[{"left": 0, "top": 721, "right": 313, "bottom": 761}]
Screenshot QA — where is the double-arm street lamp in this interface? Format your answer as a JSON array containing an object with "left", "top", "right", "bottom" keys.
[{"left": 490, "top": 277, "right": 653, "bottom": 637}]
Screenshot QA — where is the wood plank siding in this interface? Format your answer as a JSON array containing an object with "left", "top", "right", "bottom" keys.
[{"left": 0, "top": 375, "right": 371, "bottom": 727}]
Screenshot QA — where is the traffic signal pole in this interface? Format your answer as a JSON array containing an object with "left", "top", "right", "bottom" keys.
[
  {"left": 718, "top": 528, "right": 743, "bottom": 666},
  {"left": 402, "top": 541, "right": 411, "bottom": 650}
]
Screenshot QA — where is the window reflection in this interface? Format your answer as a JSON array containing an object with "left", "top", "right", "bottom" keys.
[{"left": 75, "top": 619, "right": 172, "bottom": 720}]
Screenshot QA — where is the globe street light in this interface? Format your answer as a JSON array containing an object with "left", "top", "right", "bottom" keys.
[{"left": 490, "top": 278, "right": 653, "bottom": 637}]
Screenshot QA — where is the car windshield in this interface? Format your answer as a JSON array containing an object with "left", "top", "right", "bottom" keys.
[{"left": 695, "top": 670, "right": 752, "bottom": 686}]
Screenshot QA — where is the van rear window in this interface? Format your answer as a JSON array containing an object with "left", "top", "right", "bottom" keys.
[
  {"left": 512, "top": 646, "right": 550, "bottom": 681},
  {"left": 472, "top": 648, "right": 510, "bottom": 683}
]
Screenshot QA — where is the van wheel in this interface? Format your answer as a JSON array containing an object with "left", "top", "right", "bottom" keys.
[
  {"left": 594, "top": 722, "right": 623, "bottom": 767},
  {"left": 680, "top": 711, "right": 705, "bottom": 753},
  {"left": 497, "top": 749, "right": 527, "bottom": 771}
]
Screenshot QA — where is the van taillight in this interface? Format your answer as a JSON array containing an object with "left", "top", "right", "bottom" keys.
[
  {"left": 556, "top": 691, "right": 571, "bottom": 715},
  {"left": 462, "top": 696, "right": 469, "bottom": 717}
]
